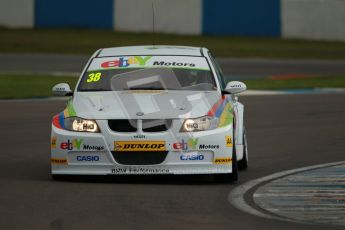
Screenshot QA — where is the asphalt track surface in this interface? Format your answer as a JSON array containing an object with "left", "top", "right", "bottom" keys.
[
  {"left": 1, "top": 94, "right": 345, "bottom": 230},
  {"left": 2, "top": 53, "right": 345, "bottom": 77}
]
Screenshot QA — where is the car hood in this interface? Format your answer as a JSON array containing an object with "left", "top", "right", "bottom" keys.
[{"left": 72, "top": 91, "right": 221, "bottom": 119}]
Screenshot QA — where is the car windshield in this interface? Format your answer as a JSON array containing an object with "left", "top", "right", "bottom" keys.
[{"left": 78, "top": 55, "right": 217, "bottom": 91}]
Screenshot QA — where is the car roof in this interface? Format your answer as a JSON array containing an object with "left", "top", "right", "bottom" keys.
[{"left": 97, "top": 45, "right": 206, "bottom": 57}]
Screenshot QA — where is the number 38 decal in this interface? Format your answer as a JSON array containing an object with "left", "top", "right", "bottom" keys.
[{"left": 87, "top": 72, "right": 102, "bottom": 83}]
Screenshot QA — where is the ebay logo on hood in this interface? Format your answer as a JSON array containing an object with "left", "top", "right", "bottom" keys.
[{"left": 101, "top": 56, "right": 152, "bottom": 68}]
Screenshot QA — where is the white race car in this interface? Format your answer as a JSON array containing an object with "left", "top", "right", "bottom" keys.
[{"left": 51, "top": 46, "right": 248, "bottom": 182}]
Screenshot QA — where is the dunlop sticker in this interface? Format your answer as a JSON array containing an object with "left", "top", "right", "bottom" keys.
[
  {"left": 51, "top": 158, "right": 67, "bottom": 165},
  {"left": 214, "top": 158, "right": 232, "bottom": 164},
  {"left": 225, "top": 136, "right": 233, "bottom": 147},
  {"left": 114, "top": 141, "right": 165, "bottom": 151}
]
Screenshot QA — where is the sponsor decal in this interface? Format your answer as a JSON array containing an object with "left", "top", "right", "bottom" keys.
[
  {"left": 114, "top": 141, "right": 165, "bottom": 151},
  {"left": 89, "top": 56, "right": 210, "bottom": 72},
  {"left": 174, "top": 138, "right": 219, "bottom": 150},
  {"left": 133, "top": 134, "right": 146, "bottom": 139},
  {"left": 188, "top": 138, "right": 199, "bottom": 149},
  {"left": 226, "top": 136, "right": 233, "bottom": 147},
  {"left": 230, "top": 84, "right": 242, "bottom": 88},
  {"left": 51, "top": 158, "right": 67, "bottom": 165},
  {"left": 199, "top": 144, "right": 219, "bottom": 150},
  {"left": 153, "top": 61, "right": 195, "bottom": 67},
  {"left": 51, "top": 137, "right": 57, "bottom": 149},
  {"left": 214, "top": 158, "right": 232, "bottom": 164},
  {"left": 111, "top": 168, "right": 170, "bottom": 174},
  {"left": 173, "top": 139, "right": 188, "bottom": 150},
  {"left": 101, "top": 56, "right": 152, "bottom": 68},
  {"left": 60, "top": 139, "right": 82, "bottom": 150},
  {"left": 86, "top": 72, "right": 102, "bottom": 83},
  {"left": 83, "top": 145, "right": 104, "bottom": 151},
  {"left": 76, "top": 155, "right": 100, "bottom": 162},
  {"left": 60, "top": 139, "right": 104, "bottom": 151},
  {"left": 180, "top": 153, "right": 204, "bottom": 161}
]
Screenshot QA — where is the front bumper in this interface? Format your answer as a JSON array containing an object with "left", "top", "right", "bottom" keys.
[{"left": 51, "top": 120, "right": 234, "bottom": 175}]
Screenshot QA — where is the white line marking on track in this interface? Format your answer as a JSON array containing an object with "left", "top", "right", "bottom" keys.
[{"left": 228, "top": 161, "right": 345, "bottom": 223}]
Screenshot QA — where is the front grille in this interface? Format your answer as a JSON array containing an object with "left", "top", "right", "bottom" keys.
[
  {"left": 108, "top": 119, "right": 137, "bottom": 132},
  {"left": 142, "top": 119, "right": 172, "bottom": 132},
  {"left": 108, "top": 119, "right": 172, "bottom": 132},
  {"left": 111, "top": 151, "right": 168, "bottom": 165}
]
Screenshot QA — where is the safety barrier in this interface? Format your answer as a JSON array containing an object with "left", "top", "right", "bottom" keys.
[{"left": 0, "top": 0, "right": 343, "bottom": 41}]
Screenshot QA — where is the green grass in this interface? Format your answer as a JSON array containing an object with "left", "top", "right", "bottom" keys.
[
  {"left": 0, "top": 74, "right": 344, "bottom": 99},
  {"left": 0, "top": 74, "right": 77, "bottom": 99},
  {"left": 1, "top": 28, "right": 345, "bottom": 60},
  {"left": 243, "top": 76, "right": 345, "bottom": 90}
]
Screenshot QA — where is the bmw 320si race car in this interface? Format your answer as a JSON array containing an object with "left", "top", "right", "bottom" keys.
[{"left": 51, "top": 46, "right": 248, "bottom": 182}]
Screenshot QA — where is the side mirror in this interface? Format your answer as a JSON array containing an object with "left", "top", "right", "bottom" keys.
[
  {"left": 223, "top": 81, "right": 247, "bottom": 94},
  {"left": 52, "top": 83, "right": 73, "bottom": 96}
]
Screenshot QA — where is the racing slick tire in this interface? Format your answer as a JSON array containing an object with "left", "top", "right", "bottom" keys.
[
  {"left": 214, "top": 140, "right": 238, "bottom": 183},
  {"left": 238, "top": 128, "right": 248, "bottom": 170}
]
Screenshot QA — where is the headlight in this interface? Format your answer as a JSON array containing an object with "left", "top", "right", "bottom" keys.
[
  {"left": 64, "top": 117, "right": 99, "bottom": 132},
  {"left": 180, "top": 116, "right": 219, "bottom": 132}
]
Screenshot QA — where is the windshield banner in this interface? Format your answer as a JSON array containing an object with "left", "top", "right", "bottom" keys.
[{"left": 88, "top": 56, "right": 211, "bottom": 71}]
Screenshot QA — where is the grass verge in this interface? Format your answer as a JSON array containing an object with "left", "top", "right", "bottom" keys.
[
  {"left": 0, "top": 74, "right": 77, "bottom": 99},
  {"left": 243, "top": 76, "right": 345, "bottom": 90},
  {"left": 0, "top": 74, "right": 345, "bottom": 99},
  {"left": 1, "top": 29, "right": 345, "bottom": 60}
]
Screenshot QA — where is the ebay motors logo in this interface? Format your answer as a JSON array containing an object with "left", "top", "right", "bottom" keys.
[
  {"left": 173, "top": 138, "right": 218, "bottom": 150},
  {"left": 173, "top": 139, "right": 188, "bottom": 150},
  {"left": 101, "top": 56, "right": 152, "bottom": 68},
  {"left": 60, "top": 139, "right": 83, "bottom": 150},
  {"left": 173, "top": 138, "right": 198, "bottom": 150},
  {"left": 60, "top": 139, "right": 105, "bottom": 151}
]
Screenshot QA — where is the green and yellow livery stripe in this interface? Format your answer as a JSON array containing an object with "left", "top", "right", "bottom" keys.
[
  {"left": 63, "top": 100, "right": 77, "bottom": 117},
  {"left": 207, "top": 96, "right": 234, "bottom": 127}
]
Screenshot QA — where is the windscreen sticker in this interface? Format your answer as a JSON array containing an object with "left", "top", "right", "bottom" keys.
[
  {"left": 88, "top": 56, "right": 210, "bottom": 71},
  {"left": 86, "top": 72, "right": 102, "bottom": 83}
]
